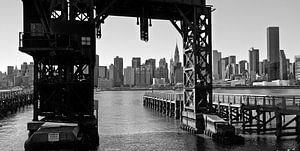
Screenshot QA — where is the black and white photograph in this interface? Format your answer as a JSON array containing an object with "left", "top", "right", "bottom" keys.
[{"left": 1, "top": 0, "right": 300, "bottom": 150}]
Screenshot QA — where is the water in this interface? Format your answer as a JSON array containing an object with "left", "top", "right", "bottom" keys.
[{"left": 1, "top": 89, "right": 300, "bottom": 150}]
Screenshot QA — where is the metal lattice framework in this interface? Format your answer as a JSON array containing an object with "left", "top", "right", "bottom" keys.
[
  {"left": 180, "top": 6, "right": 212, "bottom": 132},
  {"left": 19, "top": 0, "right": 212, "bottom": 132}
]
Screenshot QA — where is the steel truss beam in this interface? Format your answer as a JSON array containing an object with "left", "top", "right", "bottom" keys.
[{"left": 180, "top": 5, "right": 212, "bottom": 132}]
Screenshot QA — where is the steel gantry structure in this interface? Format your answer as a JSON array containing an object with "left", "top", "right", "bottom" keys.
[{"left": 19, "top": 0, "right": 212, "bottom": 149}]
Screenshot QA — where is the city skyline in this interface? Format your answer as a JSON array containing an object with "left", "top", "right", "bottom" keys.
[{"left": 1, "top": 0, "right": 300, "bottom": 72}]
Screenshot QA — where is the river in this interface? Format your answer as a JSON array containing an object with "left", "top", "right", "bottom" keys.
[{"left": 1, "top": 89, "right": 300, "bottom": 150}]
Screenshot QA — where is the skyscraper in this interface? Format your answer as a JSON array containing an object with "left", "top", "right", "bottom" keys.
[
  {"left": 170, "top": 43, "right": 182, "bottom": 84},
  {"left": 212, "top": 50, "right": 222, "bottom": 80},
  {"left": 109, "top": 64, "right": 114, "bottom": 81},
  {"left": 132, "top": 57, "right": 141, "bottom": 68},
  {"left": 174, "top": 43, "right": 180, "bottom": 64},
  {"left": 113, "top": 56, "right": 123, "bottom": 87},
  {"left": 21, "top": 62, "right": 28, "bottom": 76},
  {"left": 294, "top": 56, "right": 300, "bottom": 81},
  {"left": 124, "top": 66, "right": 135, "bottom": 87},
  {"left": 157, "top": 58, "right": 169, "bottom": 82},
  {"left": 221, "top": 57, "right": 229, "bottom": 80},
  {"left": 279, "top": 50, "right": 288, "bottom": 80},
  {"left": 267, "top": 27, "right": 280, "bottom": 81},
  {"left": 238, "top": 60, "right": 247, "bottom": 75},
  {"left": 145, "top": 58, "right": 156, "bottom": 84},
  {"left": 7, "top": 66, "right": 14, "bottom": 76},
  {"left": 249, "top": 47, "right": 259, "bottom": 81},
  {"left": 99, "top": 66, "right": 108, "bottom": 79}
]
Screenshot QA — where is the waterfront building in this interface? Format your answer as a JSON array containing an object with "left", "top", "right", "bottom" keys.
[
  {"left": 221, "top": 57, "right": 229, "bottom": 80},
  {"left": 26, "top": 62, "right": 34, "bottom": 86},
  {"left": 109, "top": 64, "right": 114, "bottom": 81},
  {"left": 98, "top": 78, "right": 113, "bottom": 89},
  {"left": 145, "top": 58, "right": 156, "bottom": 84},
  {"left": 132, "top": 57, "right": 141, "bottom": 68},
  {"left": 21, "top": 62, "right": 27, "bottom": 76},
  {"left": 99, "top": 66, "right": 108, "bottom": 79},
  {"left": 267, "top": 27, "right": 280, "bottom": 81},
  {"left": 152, "top": 78, "right": 166, "bottom": 87},
  {"left": 249, "top": 47, "right": 259, "bottom": 81},
  {"left": 157, "top": 58, "right": 169, "bottom": 83},
  {"left": 124, "top": 66, "right": 135, "bottom": 87},
  {"left": 238, "top": 60, "right": 247, "bottom": 75},
  {"left": 135, "top": 67, "right": 142, "bottom": 86},
  {"left": 279, "top": 50, "right": 288, "bottom": 80},
  {"left": 294, "top": 55, "right": 300, "bottom": 81},
  {"left": 7, "top": 66, "right": 14, "bottom": 76},
  {"left": 212, "top": 50, "right": 222, "bottom": 80},
  {"left": 113, "top": 56, "right": 123, "bottom": 87},
  {"left": 174, "top": 63, "right": 183, "bottom": 83}
]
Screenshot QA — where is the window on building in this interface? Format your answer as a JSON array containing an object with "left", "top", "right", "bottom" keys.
[{"left": 81, "top": 37, "right": 91, "bottom": 45}]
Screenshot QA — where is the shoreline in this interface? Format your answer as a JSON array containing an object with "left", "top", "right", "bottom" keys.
[{"left": 96, "top": 85, "right": 300, "bottom": 92}]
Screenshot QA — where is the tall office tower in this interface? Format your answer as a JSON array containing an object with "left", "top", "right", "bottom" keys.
[
  {"left": 259, "top": 62, "right": 264, "bottom": 75},
  {"left": 109, "top": 64, "right": 114, "bottom": 81},
  {"left": 267, "top": 27, "right": 280, "bottom": 81},
  {"left": 228, "top": 56, "right": 236, "bottom": 64},
  {"left": 94, "top": 55, "right": 99, "bottom": 87},
  {"left": 7, "top": 66, "right": 14, "bottom": 76},
  {"left": 27, "top": 62, "right": 34, "bottom": 85},
  {"left": 140, "top": 65, "right": 147, "bottom": 86},
  {"left": 145, "top": 58, "right": 156, "bottom": 84},
  {"left": 212, "top": 50, "right": 222, "bottom": 80},
  {"left": 145, "top": 66, "right": 151, "bottom": 85},
  {"left": 221, "top": 57, "right": 229, "bottom": 80},
  {"left": 249, "top": 47, "right": 259, "bottom": 81},
  {"left": 99, "top": 66, "right": 108, "bottom": 79},
  {"left": 286, "top": 59, "right": 290, "bottom": 73},
  {"left": 157, "top": 58, "right": 169, "bottom": 82},
  {"left": 21, "top": 62, "right": 28, "bottom": 76},
  {"left": 174, "top": 43, "right": 180, "bottom": 64},
  {"left": 279, "top": 50, "right": 288, "bottom": 80},
  {"left": 295, "top": 56, "right": 300, "bottom": 81},
  {"left": 135, "top": 67, "right": 142, "bottom": 86},
  {"left": 113, "top": 56, "right": 123, "bottom": 87},
  {"left": 169, "top": 58, "right": 174, "bottom": 84},
  {"left": 124, "top": 66, "right": 135, "bottom": 87},
  {"left": 132, "top": 57, "right": 141, "bottom": 68},
  {"left": 228, "top": 55, "right": 237, "bottom": 76},
  {"left": 263, "top": 59, "right": 269, "bottom": 78},
  {"left": 238, "top": 60, "right": 247, "bottom": 74}
]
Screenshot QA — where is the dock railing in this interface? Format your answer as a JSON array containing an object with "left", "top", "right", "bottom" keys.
[{"left": 213, "top": 93, "right": 300, "bottom": 110}]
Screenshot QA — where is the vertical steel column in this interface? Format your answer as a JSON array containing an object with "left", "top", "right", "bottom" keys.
[
  {"left": 33, "top": 58, "right": 39, "bottom": 121},
  {"left": 181, "top": 6, "right": 212, "bottom": 132}
]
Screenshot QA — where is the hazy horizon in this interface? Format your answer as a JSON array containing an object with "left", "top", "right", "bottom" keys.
[{"left": 1, "top": 0, "right": 300, "bottom": 72}]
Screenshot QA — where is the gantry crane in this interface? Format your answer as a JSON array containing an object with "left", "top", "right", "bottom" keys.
[{"left": 19, "top": 0, "right": 212, "bottom": 150}]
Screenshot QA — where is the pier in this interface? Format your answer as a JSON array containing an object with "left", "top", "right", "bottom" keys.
[
  {"left": 0, "top": 89, "right": 33, "bottom": 117},
  {"left": 143, "top": 92, "right": 300, "bottom": 139},
  {"left": 143, "top": 92, "right": 183, "bottom": 119}
]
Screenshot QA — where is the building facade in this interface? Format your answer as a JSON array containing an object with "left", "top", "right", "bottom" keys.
[
  {"left": 113, "top": 56, "right": 123, "bottom": 87},
  {"left": 267, "top": 27, "right": 280, "bottom": 81}
]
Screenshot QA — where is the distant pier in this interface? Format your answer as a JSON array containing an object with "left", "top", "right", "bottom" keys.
[
  {"left": 143, "top": 92, "right": 300, "bottom": 139},
  {"left": 0, "top": 89, "right": 33, "bottom": 117},
  {"left": 143, "top": 92, "right": 183, "bottom": 119}
]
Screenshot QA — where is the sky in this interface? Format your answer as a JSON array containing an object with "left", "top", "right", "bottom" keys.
[{"left": 1, "top": 0, "right": 300, "bottom": 72}]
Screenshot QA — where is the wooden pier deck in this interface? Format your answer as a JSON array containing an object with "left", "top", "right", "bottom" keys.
[
  {"left": 143, "top": 92, "right": 183, "bottom": 119},
  {"left": 143, "top": 92, "right": 300, "bottom": 138}
]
